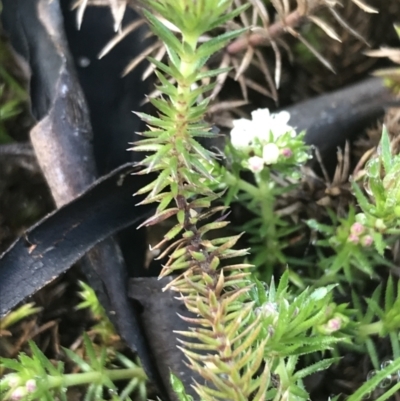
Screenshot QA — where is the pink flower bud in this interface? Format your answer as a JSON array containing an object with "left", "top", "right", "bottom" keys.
[
  {"left": 348, "top": 233, "right": 359, "bottom": 244},
  {"left": 10, "top": 387, "right": 26, "bottom": 401},
  {"left": 281, "top": 148, "right": 293, "bottom": 158},
  {"left": 318, "top": 317, "right": 343, "bottom": 334},
  {"left": 361, "top": 235, "right": 373, "bottom": 247},
  {"left": 351, "top": 222, "right": 365, "bottom": 235},
  {"left": 248, "top": 156, "right": 264, "bottom": 173},
  {"left": 25, "top": 379, "right": 37, "bottom": 393},
  {"left": 326, "top": 317, "right": 342, "bottom": 332}
]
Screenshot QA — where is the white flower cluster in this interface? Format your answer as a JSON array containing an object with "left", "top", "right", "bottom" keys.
[{"left": 230, "top": 108, "right": 296, "bottom": 172}]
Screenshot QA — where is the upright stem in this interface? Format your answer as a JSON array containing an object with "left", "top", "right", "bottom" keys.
[
  {"left": 43, "top": 368, "right": 146, "bottom": 390},
  {"left": 258, "top": 176, "right": 278, "bottom": 280}
]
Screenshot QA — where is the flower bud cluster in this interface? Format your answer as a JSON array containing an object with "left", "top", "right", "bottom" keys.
[
  {"left": 8, "top": 379, "right": 37, "bottom": 400},
  {"left": 347, "top": 221, "right": 374, "bottom": 247},
  {"left": 230, "top": 109, "right": 309, "bottom": 173}
]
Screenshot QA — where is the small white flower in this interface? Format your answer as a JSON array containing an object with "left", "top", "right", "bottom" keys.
[
  {"left": 248, "top": 156, "right": 264, "bottom": 173},
  {"left": 250, "top": 108, "right": 272, "bottom": 141},
  {"left": 230, "top": 118, "right": 255, "bottom": 148},
  {"left": 324, "top": 317, "right": 342, "bottom": 333},
  {"left": 230, "top": 108, "right": 296, "bottom": 150},
  {"left": 262, "top": 143, "right": 280, "bottom": 165},
  {"left": 251, "top": 108, "right": 270, "bottom": 123},
  {"left": 252, "top": 109, "right": 295, "bottom": 139},
  {"left": 269, "top": 111, "right": 296, "bottom": 138}
]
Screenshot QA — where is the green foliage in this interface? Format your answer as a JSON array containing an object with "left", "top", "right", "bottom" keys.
[
  {"left": 245, "top": 273, "right": 343, "bottom": 399},
  {"left": 134, "top": 1, "right": 283, "bottom": 400},
  {"left": 349, "top": 126, "right": 400, "bottom": 240},
  {"left": 0, "top": 303, "right": 42, "bottom": 332},
  {"left": 307, "top": 206, "right": 388, "bottom": 283},
  {"left": 350, "top": 276, "right": 400, "bottom": 370},
  {"left": 355, "top": 126, "right": 400, "bottom": 227},
  {"left": 145, "top": 0, "right": 247, "bottom": 44},
  {"left": 250, "top": 274, "right": 345, "bottom": 356},
  {"left": 307, "top": 127, "right": 400, "bottom": 283},
  {"left": 134, "top": 1, "right": 373, "bottom": 399},
  {"left": 0, "top": 283, "right": 147, "bottom": 401},
  {"left": 170, "top": 374, "right": 194, "bottom": 401},
  {"left": 0, "top": 303, "right": 42, "bottom": 377},
  {"left": 0, "top": 340, "right": 67, "bottom": 401},
  {"left": 347, "top": 357, "right": 400, "bottom": 401},
  {"left": 221, "top": 126, "right": 311, "bottom": 281},
  {"left": 0, "top": 66, "right": 27, "bottom": 143},
  {"left": 4, "top": 2, "right": 400, "bottom": 401},
  {"left": 0, "top": 335, "right": 147, "bottom": 401},
  {"left": 76, "top": 281, "right": 117, "bottom": 345},
  {"left": 76, "top": 280, "right": 107, "bottom": 318},
  {"left": 224, "top": 115, "right": 400, "bottom": 399}
]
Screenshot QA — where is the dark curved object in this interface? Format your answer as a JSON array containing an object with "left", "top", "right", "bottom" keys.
[
  {"left": 59, "top": 1, "right": 150, "bottom": 174},
  {"left": 0, "top": 164, "right": 166, "bottom": 386},
  {"left": 1, "top": 0, "right": 97, "bottom": 201},
  {"left": 129, "top": 277, "right": 202, "bottom": 400},
  {"left": 59, "top": 1, "right": 152, "bottom": 276},
  {"left": 0, "top": 164, "right": 153, "bottom": 318},
  {"left": 0, "top": 1, "right": 168, "bottom": 397},
  {"left": 286, "top": 77, "right": 400, "bottom": 169}
]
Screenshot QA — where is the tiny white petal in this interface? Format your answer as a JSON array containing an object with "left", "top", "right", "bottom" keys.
[
  {"left": 232, "top": 118, "right": 252, "bottom": 130},
  {"left": 251, "top": 109, "right": 271, "bottom": 141},
  {"left": 248, "top": 156, "right": 264, "bottom": 173},
  {"left": 270, "top": 110, "right": 296, "bottom": 139},
  {"left": 230, "top": 108, "right": 297, "bottom": 149},
  {"left": 251, "top": 108, "right": 270, "bottom": 124},
  {"left": 262, "top": 143, "right": 280, "bottom": 165},
  {"left": 230, "top": 118, "right": 255, "bottom": 148},
  {"left": 10, "top": 387, "right": 26, "bottom": 401},
  {"left": 273, "top": 110, "right": 291, "bottom": 125},
  {"left": 25, "top": 379, "right": 37, "bottom": 393}
]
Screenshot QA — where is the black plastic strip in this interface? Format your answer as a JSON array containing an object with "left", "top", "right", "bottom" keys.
[{"left": 0, "top": 163, "right": 153, "bottom": 318}]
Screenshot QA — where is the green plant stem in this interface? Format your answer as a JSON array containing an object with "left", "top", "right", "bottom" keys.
[
  {"left": 258, "top": 173, "right": 279, "bottom": 268},
  {"left": 359, "top": 321, "right": 383, "bottom": 336},
  {"left": 375, "top": 380, "right": 400, "bottom": 401},
  {"left": 45, "top": 368, "right": 146, "bottom": 389},
  {"left": 347, "top": 356, "right": 400, "bottom": 401},
  {"left": 224, "top": 168, "right": 281, "bottom": 278},
  {"left": 390, "top": 331, "right": 400, "bottom": 360},
  {"left": 223, "top": 170, "right": 261, "bottom": 199},
  {"left": 137, "top": 4, "right": 273, "bottom": 398}
]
